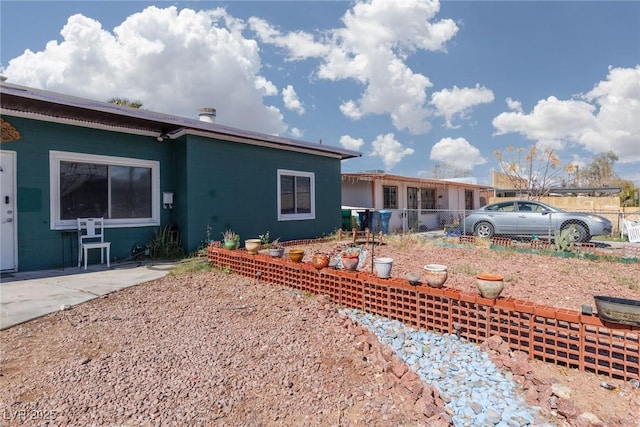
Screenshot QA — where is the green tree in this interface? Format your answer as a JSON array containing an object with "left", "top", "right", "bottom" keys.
[
  {"left": 579, "top": 151, "right": 619, "bottom": 187},
  {"left": 614, "top": 178, "right": 638, "bottom": 207},
  {"left": 107, "top": 98, "right": 143, "bottom": 108}
]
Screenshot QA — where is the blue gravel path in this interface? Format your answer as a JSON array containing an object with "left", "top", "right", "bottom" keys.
[{"left": 339, "top": 309, "right": 555, "bottom": 427}]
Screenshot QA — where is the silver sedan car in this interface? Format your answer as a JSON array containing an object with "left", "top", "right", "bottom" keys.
[{"left": 462, "top": 200, "right": 613, "bottom": 242}]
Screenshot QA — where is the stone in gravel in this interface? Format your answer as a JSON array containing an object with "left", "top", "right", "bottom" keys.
[
  {"left": 485, "top": 408, "right": 502, "bottom": 424},
  {"left": 426, "top": 413, "right": 452, "bottom": 427},
  {"left": 484, "top": 335, "right": 504, "bottom": 351},
  {"left": 556, "top": 397, "right": 580, "bottom": 419},
  {"left": 468, "top": 400, "right": 483, "bottom": 414},
  {"left": 414, "top": 397, "right": 440, "bottom": 417},
  {"left": 390, "top": 359, "right": 408, "bottom": 378},
  {"left": 551, "top": 383, "right": 572, "bottom": 399},
  {"left": 576, "top": 412, "right": 603, "bottom": 425}
]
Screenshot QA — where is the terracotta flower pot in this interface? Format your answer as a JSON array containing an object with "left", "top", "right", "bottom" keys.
[
  {"left": 342, "top": 255, "right": 359, "bottom": 271},
  {"left": 312, "top": 253, "right": 330, "bottom": 269},
  {"left": 476, "top": 273, "right": 504, "bottom": 299},
  {"left": 423, "top": 264, "right": 448, "bottom": 288},
  {"left": 288, "top": 248, "right": 304, "bottom": 263}
]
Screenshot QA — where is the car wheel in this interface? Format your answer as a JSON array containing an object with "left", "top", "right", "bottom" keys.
[
  {"left": 563, "top": 223, "right": 590, "bottom": 243},
  {"left": 475, "top": 222, "right": 494, "bottom": 238}
]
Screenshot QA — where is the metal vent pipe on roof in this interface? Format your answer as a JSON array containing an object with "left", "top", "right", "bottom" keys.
[{"left": 198, "top": 107, "right": 216, "bottom": 123}]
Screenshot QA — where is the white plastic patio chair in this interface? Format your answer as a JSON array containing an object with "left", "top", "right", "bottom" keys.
[
  {"left": 623, "top": 217, "right": 640, "bottom": 243},
  {"left": 77, "top": 217, "right": 111, "bottom": 270}
]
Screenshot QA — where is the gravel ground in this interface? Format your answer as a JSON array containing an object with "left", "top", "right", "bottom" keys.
[
  {"left": 1, "top": 271, "right": 450, "bottom": 426},
  {"left": 289, "top": 235, "right": 640, "bottom": 312},
  {"left": 1, "top": 234, "right": 639, "bottom": 426}
]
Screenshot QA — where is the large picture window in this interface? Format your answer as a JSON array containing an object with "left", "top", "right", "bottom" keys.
[
  {"left": 50, "top": 151, "right": 160, "bottom": 229},
  {"left": 278, "top": 169, "right": 315, "bottom": 221}
]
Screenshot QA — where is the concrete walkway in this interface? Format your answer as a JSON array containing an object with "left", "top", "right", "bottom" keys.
[{"left": 0, "top": 261, "right": 176, "bottom": 330}]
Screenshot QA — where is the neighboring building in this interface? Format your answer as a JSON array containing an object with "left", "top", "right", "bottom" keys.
[
  {"left": 341, "top": 172, "right": 490, "bottom": 233},
  {"left": 0, "top": 82, "right": 359, "bottom": 272}
]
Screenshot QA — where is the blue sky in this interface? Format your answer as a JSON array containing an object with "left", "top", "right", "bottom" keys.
[{"left": 2, "top": 0, "right": 639, "bottom": 186}]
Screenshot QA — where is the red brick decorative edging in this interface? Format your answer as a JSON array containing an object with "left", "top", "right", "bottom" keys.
[{"left": 208, "top": 247, "right": 640, "bottom": 381}]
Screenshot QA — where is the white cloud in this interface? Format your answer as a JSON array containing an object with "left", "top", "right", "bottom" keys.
[
  {"left": 430, "top": 84, "right": 494, "bottom": 128},
  {"left": 582, "top": 65, "right": 640, "bottom": 163},
  {"left": 282, "top": 84, "right": 305, "bottom": 115},
  {"left": 493, "top": 66, "right": 640, "bottom": 163},
  {"left": 339, "top": 135, "right": 365, "bottom": 151},
  {"left": 2, "top": 6, "right": 287, "bottom": 135},
  {"left": 290, "top": 127, "right": 303, "bottom": 138},
  {"left": 430, "top": 137, "right": 487, "bottom": 170},
  {"left": 248, "top": 17, "right": 330, "bottom": 60},
  {"left": 250, "top": 0, "right": 459, "bottom": 135},
  {"left": 369, "top": 133, "right": 415, "bottom": 170},
  {"left": 506, "top": 97, "right": 523, "bottom": 113}
]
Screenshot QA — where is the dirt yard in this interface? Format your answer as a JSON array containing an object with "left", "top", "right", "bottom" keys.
[{"left": 0, "top": 235, "right": 638, "bottom": 426}]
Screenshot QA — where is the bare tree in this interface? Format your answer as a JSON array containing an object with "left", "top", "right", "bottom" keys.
[
  {"left": 427, "top": 162, "right": 471, "bottom": 179},
  {"left": 493, "top": 145, "right": 566, "bottom": 199}
]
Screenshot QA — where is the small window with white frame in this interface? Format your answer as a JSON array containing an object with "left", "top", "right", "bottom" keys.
[
  {"left": 277, "top": 169, "right": 315, "bottom": 221},
  {"left": 49, "top": 151, "right": 160, "bottom": 229}
]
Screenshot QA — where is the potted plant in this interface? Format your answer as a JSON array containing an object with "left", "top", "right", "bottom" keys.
[
  {"left": 340, "top": 246, "right": 361, "bottom": 271},
  {"left": 260, "top": 231, "right": 284, "bottom": 257},
  {"left": 221, "top": 229, "right": 239, "bottom": 250},
  {"left": 268, "top": 238, "right": 284, "bottom": 257}
]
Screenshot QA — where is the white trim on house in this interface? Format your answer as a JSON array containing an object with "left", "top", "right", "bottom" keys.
[
  {"left": 277, "top": 169, "right": 316, "bottom": 221},
  {"left": 49, "top": 151, "right": 160, "bottom": 230}
]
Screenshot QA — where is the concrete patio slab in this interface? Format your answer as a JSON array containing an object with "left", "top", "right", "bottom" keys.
[{"left": 0, "top": 261, "right": 176, "bottom": 330}]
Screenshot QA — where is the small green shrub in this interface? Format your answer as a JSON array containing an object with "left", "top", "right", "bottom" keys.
[{"left": 147, "top": 225, "right": 185, "bottom": 260}]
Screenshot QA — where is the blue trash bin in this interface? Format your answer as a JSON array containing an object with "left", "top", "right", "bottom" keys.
[
  {"left": 357, "top": 210, "right": 370, "bottom": 231},
  {"left": 370, "top": 211, "right": 381, "bottom": 233},
  {"left": 378, "top": 210, "right": 392, "bottom": 234}
]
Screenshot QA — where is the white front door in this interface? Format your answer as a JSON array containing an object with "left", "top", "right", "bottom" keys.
[{"left": 0, "top": 151, "right": 17, "bottom": 271}]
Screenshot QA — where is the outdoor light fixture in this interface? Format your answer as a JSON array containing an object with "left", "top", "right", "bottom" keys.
[{"left": 163, "top": 192, "right": 174, "bottom": 210}]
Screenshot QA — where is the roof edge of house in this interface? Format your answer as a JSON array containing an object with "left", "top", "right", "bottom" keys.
[{"left": 0, "top": 82, "right": 362, "bottom": 160}]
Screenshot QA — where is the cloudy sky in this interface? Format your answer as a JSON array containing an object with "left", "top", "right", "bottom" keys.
[{"left": 2, "top": 0, "right": 639, "bottom": 186}]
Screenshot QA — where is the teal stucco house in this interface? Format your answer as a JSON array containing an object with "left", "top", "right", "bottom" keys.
[{"left": 0, "top": 82, "right": 359, "bottom": 272}]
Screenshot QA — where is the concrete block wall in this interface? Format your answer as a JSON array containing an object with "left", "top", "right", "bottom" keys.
[{"left": 208, "top": 246, "right": 639, "bottom": 382}]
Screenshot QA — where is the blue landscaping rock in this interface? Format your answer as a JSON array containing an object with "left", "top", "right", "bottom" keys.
[{"left": 339, "top": 309, "right": 548, "bottom": 426}]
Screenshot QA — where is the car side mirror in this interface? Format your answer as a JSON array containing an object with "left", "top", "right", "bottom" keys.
[{"left": 542, "top": 210, "right": 549, "bottom": 215}]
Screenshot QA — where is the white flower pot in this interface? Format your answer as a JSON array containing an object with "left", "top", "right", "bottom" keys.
[{"left": 373, "top": 257, "right": 393, "bottom": 278}]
